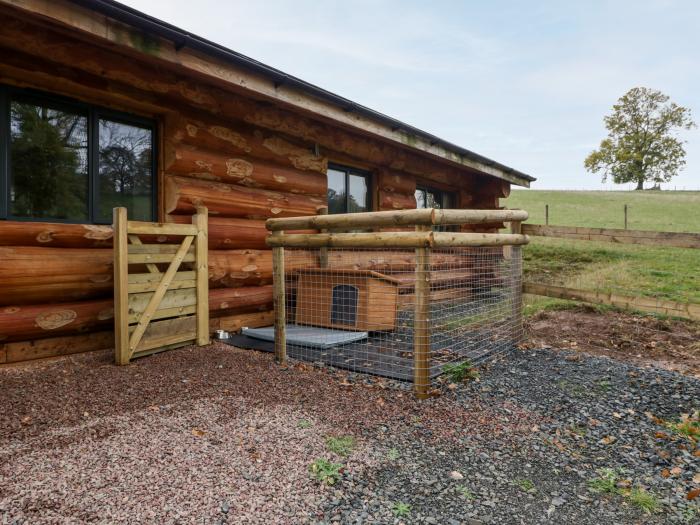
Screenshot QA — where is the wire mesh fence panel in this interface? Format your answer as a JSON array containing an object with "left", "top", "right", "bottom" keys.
[{"left": 275, "top": 245, "right": 523, "bottom": 392}]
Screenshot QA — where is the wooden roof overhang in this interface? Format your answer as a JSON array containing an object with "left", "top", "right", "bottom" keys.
[{"left": 0, "top": 0, "right": 535, "bottom": 188}]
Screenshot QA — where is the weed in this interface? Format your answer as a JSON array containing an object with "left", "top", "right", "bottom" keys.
[
  {"left": 391, "top": 502, "right": 411, "bottom": 517},
  {"left": 588, "top": 468, "right": 622, "bottom": 494},
  {"left": 515, "top": 479, "right": 536, "bottom": 492},
  {"left": 569, "top": 424, "right": 587, "bottom": 437},
  {"left": 309, "top": 459, "right": 343, "bottom": 486},
  {"left": 628, "top": 487, "right": 660, "bottom": 515},
  {"left": 666, "top": 411, "right": 699, "bottom": 442},
  {"left": 326, "top": 436, "right": 355, "bottom": 457},
  {"left": 442, "top": 361, "right": 477, "bottom": 382},
  {"left": 456, "top": 485, "right": 475, "bottom": 500},
  {"left": 387, "top": 448, "right": 400, "bottom": 461},
  {"left": 596, "top": 379, "right": 612, "bottom": 393},
  {"left": 297, "top": 419, "right": 311, "bottom": 429}
]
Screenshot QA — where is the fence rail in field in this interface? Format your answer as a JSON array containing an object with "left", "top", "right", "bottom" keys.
[
  {"left": 521, "top": 222, "right": 699, "bottom": 321},
  {"left": 521, "top": 224, "right": 700, "bottom": 249}
]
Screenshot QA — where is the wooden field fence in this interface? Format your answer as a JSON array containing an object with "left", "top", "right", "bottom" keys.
[
  {"left": 113, "top": 206, "right": 210, "bottom": 365},
  {"left": 521, "top": 223, "right": 700, "bottom": 321}
]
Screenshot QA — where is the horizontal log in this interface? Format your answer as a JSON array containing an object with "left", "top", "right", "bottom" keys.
[
  {"left": 266, "top": 209, "right": 528, "bottom": 231},
  {"left": 0, "top": 221, "right": 113, "bottom": 248},
  {"left": 210, "top": 310, "right": 275, "bottom": 333},
  {"left": 165, "top": 175, "right": 325, "bottom": 219},
  {"left": 170, "top": 215, "right": 269, "bottom": 249},
  {"left": 267, "top": 231, "right": 528, "bottom": 248},
  {"left": 378, "top": 190, "right": 416, "bottom": 210},
  {"left": 168, "top": 145, "right": 327, "bottom": 196},
  {"left": 209, "top": 249, "right": 317, "bottom": 287},
  {"left": 521, "top": 224, "right": 700, "bottom": 249},
  {"left": 0, "top": 331, "right": 114, "bottom": 364},
  {"left": 0, "top": 247, "right": 113, "bottom": 305},
  {"left": 377, "top": 169, "right": 416, "bottom": 194},
  {"left": 0, "top": 286, "right": 274, "bottom": 343},
  {"left": 523, "top": 282, "right": 700, "bottom": 321}
]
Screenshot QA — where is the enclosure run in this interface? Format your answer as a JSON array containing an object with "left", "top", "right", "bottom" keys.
[
  {"left": 234, "top": 208, "right": 528, "bottom": 398},
  {"left": 0, "top": 0, "right": 534, "bottom": 366}
]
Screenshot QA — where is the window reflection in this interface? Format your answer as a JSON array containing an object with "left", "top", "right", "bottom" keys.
[
  {"left": 9, "top": 101, "right": 88, "bottom": 220},
  {"left": 97, "top": 119, "right": 153, "bottom": 222}
]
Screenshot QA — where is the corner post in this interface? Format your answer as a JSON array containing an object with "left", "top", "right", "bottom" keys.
[
  {"left": 113, "top": 207, "right": 129, "bottom": 365},
  {"left": 272, "top": 230, "right": 287, "bottom": 365},
  {"left": 193, "top": 206, "right": 210, "bottom": 346},
  {"left": 414, "top": 224, "right": 431, "bottom": 399},
  {"left": 318, "top": 206, "right": 329, "bottom": 268},
  {"left": 509, "top": 220, "right": 523, "bottom": 345}
]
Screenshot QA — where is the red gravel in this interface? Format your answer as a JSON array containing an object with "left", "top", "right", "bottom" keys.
[{"left": 0, "top": 343, "right": 537, "bottom": 523}]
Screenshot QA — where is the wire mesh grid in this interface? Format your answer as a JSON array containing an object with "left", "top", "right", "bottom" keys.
[{"left": 280, "top": 245, "right": 522, "bottom": 392}]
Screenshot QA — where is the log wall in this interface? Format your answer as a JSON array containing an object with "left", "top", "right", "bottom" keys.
[{"left": 0, "top": 5, "right": 508, "bottom": 363}]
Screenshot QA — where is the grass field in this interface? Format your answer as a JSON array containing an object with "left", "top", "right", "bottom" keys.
[
  {"left": 505, "top": 190, "right": 700, "bottom": 232},
  {"left": 502, "top": 190, "right": 700, "bottom": 315}
]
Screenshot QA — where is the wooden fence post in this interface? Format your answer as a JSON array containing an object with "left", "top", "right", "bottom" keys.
[
  {"left": 414, "top": 225, "right": 431, "bottom": 399},
  {"left": 193, "top": 207, "right": 210, "bottom": 346},
  {"left": 624, "top": 204, "right": 628, "bottom": 230},
  {"left": 113, "top": 207, "right": 129, "bottom": 365},
  {"left": 272, "top": 230, "right": 287, "bottom": 365},
  {"left": 510, "top": 220, "right": 523, "bottom": 344},
  {"left": 318, "top": 206, "right": 329, "bottom": 268},
  {"left": 545, "top": 204, "right": 549, "bottom": 225}
]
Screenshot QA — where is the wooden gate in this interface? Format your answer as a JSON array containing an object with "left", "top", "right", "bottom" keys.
[{"left": 112, "top": 206, "right": 209, "bottom": 365}]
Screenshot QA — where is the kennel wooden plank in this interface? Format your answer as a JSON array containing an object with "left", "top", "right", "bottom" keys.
[
  {"left": 128, "top": 286, "right": 197, "bottom": 316},
  {"left": 128, "top": 305, "right": 197, "bottom": 324},
  {"left": 130, "top": 316, "right": 197, "bottom": 353},
  {"left": 128, "top": 244, "right": 197, "bottom": 254}
]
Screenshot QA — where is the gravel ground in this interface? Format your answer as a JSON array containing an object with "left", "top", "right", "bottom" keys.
[{"left": 1, "top": 344, "right": 698, "bottom": 524}]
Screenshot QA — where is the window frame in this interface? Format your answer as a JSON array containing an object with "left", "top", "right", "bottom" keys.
[
  {"left": 415, "top": 185, "right": 455, "bottom": 210},
  {"left": 327, "top": 163, "right": 372, "bottom": 214},
  {"left": 0, "top": 84, "right": 158, "bottom": 224}
]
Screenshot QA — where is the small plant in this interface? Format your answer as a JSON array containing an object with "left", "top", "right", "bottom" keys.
[
  {"left": 515, "top": 479, "right": 536, "bottom": 492},
  {"left": 391, "top": 501, "right": 411, "bottom": 517},
  {"left": 456, "top": 485, "right": 475, "bottom": 500},
  {"left": 326, "top": 436, "right": 355, "bottom": 457},
  {"left": 666, "top": 411, "right": 700, "bottom": 442},
  {"left": 442, "top": 360, "right": 477, "bottom": 382},
  {"left": 297, "top": 419, "right": 312, "bottom": 429},
  {"left": 309, "top": 458, "right": 343, "bottom": 486},
  {"left": 387, "top": 448, "right": 400, "bottom": 461},
  {"left": 628, "top": 487, "right": 660, "bottom": 515},
  {"left": 596, "top": 379, "right": 612, "bottom": 393},
  {"left": 588, "top": 468, "right": 622, "bottom": 494}
]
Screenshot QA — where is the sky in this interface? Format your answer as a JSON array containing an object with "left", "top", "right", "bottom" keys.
[{"left": 122, "top": 0, "right": 700, "bottom": 190}]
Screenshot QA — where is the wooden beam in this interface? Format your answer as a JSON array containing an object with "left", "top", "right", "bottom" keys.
[
  {"left": 523, "top": 282, "right": 700, "bottom": 321},
  {"left": 521, "top": 224, "right": 700, "bottom": 249},
  {"left": 414, "top": 225, "right": 431, "bottom": 399},
  {"left": 113, "top": 207, "right": 129, "bottom": 365},
  {"left": 271, "top": 231, "right": 286, "bottom": 365},
  {"left": 266, "top": 231, "right": 529, "bottom": 248},
  {"left": 193, "top": 207, "right": 210, "bottom": 345},
  {"left": 266, "top": 209, "right": 529, "bottom": 231}
]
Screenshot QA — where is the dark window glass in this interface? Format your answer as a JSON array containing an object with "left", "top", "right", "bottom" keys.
[
  {"left": 9, "top": 101, "right": 88, "bottom": 220},
  {"left": 327, "top": 165, "right": 370, "bottom": 214},
  {"left": 97, "top": 119, "right": 153, "bottom": 222},
  {"left": 331, "top": 284, "right": 359, "bottom": 326},
  {"left": 327, "top": 168, "right": 346, "bottom": 214},
  {"left": 416, "top": 186, "right": 457, "bottom": 231}
]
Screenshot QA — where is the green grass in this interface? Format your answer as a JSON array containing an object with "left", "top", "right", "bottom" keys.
[
  {"left": 628, "top": 487, "right": 661, "bottom": 515},
  {"left": 309, "top": 458, "right": 343, "bottom": 485},
  {"left": 391, "top": 502, "right": 411, "bottom": 517},
  {"left": 505, "top": 190, "right": 700, "bottom": 315},
  {"left": 326, "top": 436, "right": 355, "bottom": 457},
  {"left": 442, "top": 360, "right": 477, "bottom": 382},
  {"left": 505, "top": 190, "right": 700, "bottom": 232},
  {"left": 588, "top": 468, "right": 622, "bottom": 494},
  {"left": 515, "top": 479, "right": 536, "bottom": 492}
]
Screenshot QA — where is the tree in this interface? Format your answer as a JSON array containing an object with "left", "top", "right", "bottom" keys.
[{"left": 585, "top": 87, "right": 696, "bottom": 190}]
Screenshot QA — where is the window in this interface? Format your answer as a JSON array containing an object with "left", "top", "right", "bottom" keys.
[
  {"left": 0, "top": 85, "right": 156, "bottom": 223},
  {"left": 327, "top": 164, "right": 371, "bottom": 214},
  {"left": 415, "top": 186, "right": 454, "bottom": 210}
]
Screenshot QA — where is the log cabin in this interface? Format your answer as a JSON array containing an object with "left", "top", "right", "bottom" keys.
[{"left": 0, "top": 0, "right": 535, "bottom": 364}]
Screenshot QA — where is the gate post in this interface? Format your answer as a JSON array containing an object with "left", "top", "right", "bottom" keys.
[
  {"left": 193, "top": 206, "right": 210, "bottom": 346},
  {"left": 113, "top": 207, "right": 129, "bottom": 365},
  {"left": 272, "top": 230, "right": 287, "bottom": 365}
]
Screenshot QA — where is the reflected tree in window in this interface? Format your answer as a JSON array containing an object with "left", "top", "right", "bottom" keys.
[
  {"left": 97, "top": 119, "right": 153, "bottom": 221},
  {"left": 9, "top": 102, "right": 88, "bottom": 220}
]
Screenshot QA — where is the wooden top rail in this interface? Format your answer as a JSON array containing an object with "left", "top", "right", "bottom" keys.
[
  {"left": 265, "top": 208, "right": 528, "bottom": 231},
  {"left": 522, "top": 224, "right": 700, "bottom": 249},
  {"left": 266, "top": 231, "right": 529, "bottom": 248}
]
